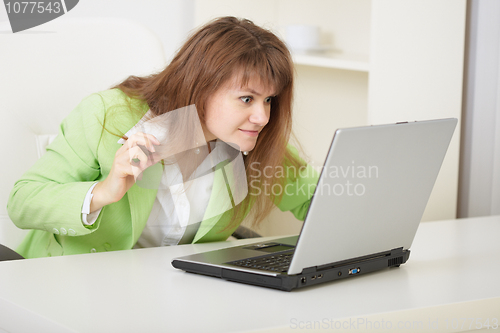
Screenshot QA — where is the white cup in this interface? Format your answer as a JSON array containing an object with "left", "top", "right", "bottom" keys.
[{"left": 285, "top": 24, "right": 320, "bottom": 53}]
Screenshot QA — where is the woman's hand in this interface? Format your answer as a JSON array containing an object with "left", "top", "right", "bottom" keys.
[{"left": 90, "top": 132, "right": 160, "bottom": 213}]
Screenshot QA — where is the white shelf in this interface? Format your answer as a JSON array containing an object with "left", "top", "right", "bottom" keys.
[{"left": 292, "top": 53, "right": 370, "bottom": 72}]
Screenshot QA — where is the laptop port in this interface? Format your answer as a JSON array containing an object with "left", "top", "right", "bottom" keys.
[
  {"left": 318, "top": 274, "right": 323, "bottom": 279},
  {"left": 349, "top": 267, "right": 361, "bottom": 275},
  {"left": 311, "top": 275, "right": 316, "bottom": 280},
  {"left": 301, "top": 277, "right": 307, "bottom": 284}
]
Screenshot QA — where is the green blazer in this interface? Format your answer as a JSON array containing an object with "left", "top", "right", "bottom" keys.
[{"left": 7, "top": 89, "right": 319, "bottom": 258}]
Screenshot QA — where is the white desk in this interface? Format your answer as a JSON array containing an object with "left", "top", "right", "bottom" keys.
[{"left": 0, "top": 216, "right": 499, "bottom": 333}]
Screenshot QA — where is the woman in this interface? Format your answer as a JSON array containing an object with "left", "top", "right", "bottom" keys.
[{"left": 7, "top": 16, "right": 319, "bottom": 258}]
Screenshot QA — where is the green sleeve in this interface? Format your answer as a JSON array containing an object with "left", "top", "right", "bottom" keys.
[
  {"left": 275, "top": 145, "right": 319, "bottom": 221},
  {"left": 7, "top": 93, "right": 107, "bottom": 236}
]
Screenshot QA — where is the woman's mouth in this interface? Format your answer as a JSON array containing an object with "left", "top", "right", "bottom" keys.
[{"left": 239, "top": 129, "right": 259, "bottom": 137}]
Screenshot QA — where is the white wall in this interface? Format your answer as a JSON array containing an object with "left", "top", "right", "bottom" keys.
[
  {"left": 194, "top": 0, "right": 371, "bottom": 58},
  {"left": 0, "top": 0, "right": 195, "bottom": 61},
  {"left": 459, "top": 0, "right": 500, "bottom": 217},
  {"left": 368, "top": 0, "right": 466, "bottom": 222}
]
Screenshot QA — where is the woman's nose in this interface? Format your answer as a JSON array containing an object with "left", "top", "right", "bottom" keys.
[{"left": 249, "top": 104, "right": 270, "bottom": 127}]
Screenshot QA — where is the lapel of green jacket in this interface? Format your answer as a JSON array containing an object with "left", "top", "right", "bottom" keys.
[
  {"left": 193, "top": 160, "right": 239, "bottom": 243},
  {"left": 126, "top": 163, "right": 162, "bottom": 244}
]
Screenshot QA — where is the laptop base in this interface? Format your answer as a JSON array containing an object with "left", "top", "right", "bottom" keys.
[{"left": 172, "top": 248, "right": 410, "bottom": 291}]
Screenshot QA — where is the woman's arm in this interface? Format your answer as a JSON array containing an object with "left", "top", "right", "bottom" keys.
[
  {"left": 275, "top": 146, "right": 319, "bottom": 221},
  {"left": 7, "top": 93, "right": 107, "bottom": 235}
]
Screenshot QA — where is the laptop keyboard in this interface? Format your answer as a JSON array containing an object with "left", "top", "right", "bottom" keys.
[{"left": 226, "top": 251, "right": 294, "bottom": 273}]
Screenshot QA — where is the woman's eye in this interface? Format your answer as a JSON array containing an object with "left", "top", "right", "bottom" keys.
[
  {"left": 265, "top": 97, "right": 273, "bottom": 104},
  {"left": 240, "top": 97, "right": 252, "bottom": 103}
]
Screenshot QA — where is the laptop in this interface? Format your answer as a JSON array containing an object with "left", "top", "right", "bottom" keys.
[{"left": 171, "top": 118, "right": 457, "bottom": 291}]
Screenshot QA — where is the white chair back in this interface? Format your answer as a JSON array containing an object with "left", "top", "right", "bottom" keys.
[{"left": 0, "top": 17, "right": 167, "bottom": 250}]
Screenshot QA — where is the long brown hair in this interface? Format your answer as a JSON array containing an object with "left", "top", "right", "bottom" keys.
[{"left": 113, "top": 16, "right": 305, "bottom": 227}]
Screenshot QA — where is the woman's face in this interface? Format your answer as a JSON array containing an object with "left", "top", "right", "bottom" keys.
[{"left": 202, "top": 74, "right": 275, "bottom": 153}]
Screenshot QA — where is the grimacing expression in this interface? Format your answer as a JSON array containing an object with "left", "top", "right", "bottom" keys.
[{"left": 202, "top": 74, "right": 275, "bottom": 152}]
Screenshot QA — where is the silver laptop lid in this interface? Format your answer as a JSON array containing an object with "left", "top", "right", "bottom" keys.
[{"left": 287, "top": 118, "right": 457, "bottom": 275}]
